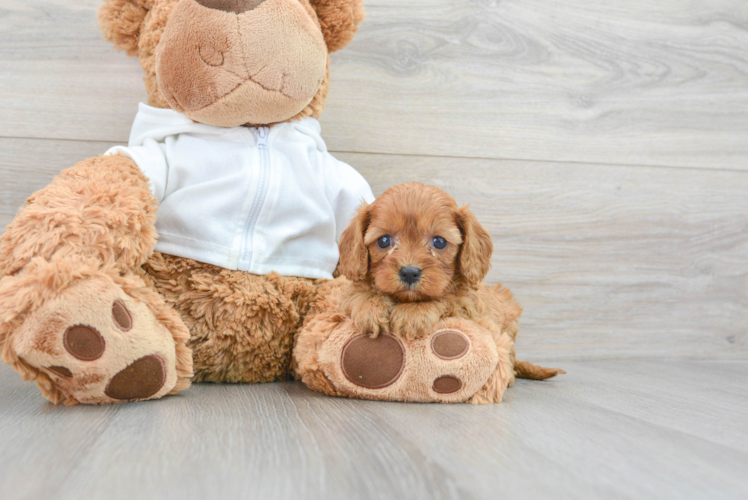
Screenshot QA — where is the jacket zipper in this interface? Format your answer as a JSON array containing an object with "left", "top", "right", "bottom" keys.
[{"left": 239, "top": 126, "right": 271, "bottom": 269}]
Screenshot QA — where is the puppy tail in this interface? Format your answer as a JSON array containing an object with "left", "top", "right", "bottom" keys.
[{"left": 514, "top": 360, "right": 566, "bottom": 380}]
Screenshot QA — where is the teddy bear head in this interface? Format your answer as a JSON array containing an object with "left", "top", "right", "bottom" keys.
[{"left": 99, "top": 0, "right": 364, "bottom": 127}]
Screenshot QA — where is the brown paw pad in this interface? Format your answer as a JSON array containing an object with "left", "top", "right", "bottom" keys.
[
  {"left": 112, "top": 300, "right": 133, "bottom": 331},
  {"left": 48, "top": 366, "right": 73, "bottom": 378},
  {"left": 431, "top": 330, "right": 469, "bottom": 360},
  {"left": 63, "top": 325, "right": 105, "bottom": 361},
  {"left": 105, "top": 355, "right": 166, "bottom": 401},
  {"left": 433, "top": 375, "right": 463, "bottom": 394},
  {"left": 341, "top": 334, "right": 405, "bottom": 389}
]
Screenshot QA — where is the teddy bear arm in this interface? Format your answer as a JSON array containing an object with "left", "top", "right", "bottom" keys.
[{"left": 0, "top": 154, "right": 158, "bottom": 277}]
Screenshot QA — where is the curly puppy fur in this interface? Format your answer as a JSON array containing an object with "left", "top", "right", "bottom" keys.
[{"left": 337, "top": 182, "right": 565, "bottom": 390}]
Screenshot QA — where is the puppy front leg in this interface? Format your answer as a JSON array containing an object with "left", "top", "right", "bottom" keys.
[
  {"left": 389, "top": 301, "right": 447, "bottom": 340},
  {"left": 341, "top": 291, "right": 393, "bottom": 338}
]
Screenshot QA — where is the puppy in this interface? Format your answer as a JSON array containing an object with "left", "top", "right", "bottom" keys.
[{"left": 337, "top": 182, "right": 563, "bottom": 381}]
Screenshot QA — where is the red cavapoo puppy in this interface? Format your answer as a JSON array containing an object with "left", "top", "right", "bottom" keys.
[{"left": 294, "top": 182, "right": 563, "bottom": 404}]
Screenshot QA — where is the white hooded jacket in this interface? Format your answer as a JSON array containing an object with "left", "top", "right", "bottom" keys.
[{"left": 106, "top": 103, "right": 374, "bottom": 279}]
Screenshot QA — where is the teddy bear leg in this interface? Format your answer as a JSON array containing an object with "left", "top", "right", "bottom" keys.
[
  {"left": 0, "top": 155, "right": 192, "bottom": 404},
  {"left": 144, "top": 253, "right": 319, "bottom": 384},
  {"left": 296, "top": 303, "right": 513, "bottom": 404}
]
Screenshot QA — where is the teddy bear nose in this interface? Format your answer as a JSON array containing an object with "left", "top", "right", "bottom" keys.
[
  {"left": 195, "top": 0, "right": 267, "bottom": 14},
  {"left": 399, "top": 266, "right": 422, "bottom": 285}
]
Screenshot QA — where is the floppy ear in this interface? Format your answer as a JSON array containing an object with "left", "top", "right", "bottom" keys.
[
  {"left": 456, "top": 205, "right": 493, "bottom": 286},
  {"left": 309, "top": 0, "right": 365, "bottom": 53},
  {"left": 98, "top": 0, "right": 152, "bottom": 56},
  {"left": 337, "top": 202, "right": 372, "bottom": 281}
]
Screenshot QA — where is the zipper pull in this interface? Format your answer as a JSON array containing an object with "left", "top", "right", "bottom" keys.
[{"left": 256, "top": 127, "right": 269, "bottom": 149}]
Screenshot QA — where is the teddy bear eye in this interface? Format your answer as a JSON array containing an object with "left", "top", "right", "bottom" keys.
[
  {"left": 432, "top": 236, "right": 447, "bottom": 250},
  {"left": 377, "top": 235, "right": 392, "bottom": 249}
]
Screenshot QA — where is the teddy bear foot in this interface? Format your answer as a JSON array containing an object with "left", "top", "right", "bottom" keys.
[
  {"left": 297, "top": 317, "right": 510, "bottom": 404},
  {"left": 9, "top": 274, "right": 187, "bottom": 404}
]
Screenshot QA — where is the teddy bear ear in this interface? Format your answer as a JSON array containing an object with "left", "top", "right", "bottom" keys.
[
  {"left": 309, "top": 0, "right": 365, "bottom": 53},
  {"left": 98, "top": 0, "right": 152, "bottom": 56}
]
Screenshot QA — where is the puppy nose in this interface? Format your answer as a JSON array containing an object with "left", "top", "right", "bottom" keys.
[
  {"left": 399, "top": 266, "right": 422, "bottom": 285},
  {"left": 195, "top": 0, "right": 267, "bottom": 14}
]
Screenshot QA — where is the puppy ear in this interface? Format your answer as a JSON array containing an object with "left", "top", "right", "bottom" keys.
[
  {"left": 456, "top": 205, "right": 493, "bottom": 286},
  {"left": 337, "top": 202, "right": 372, "bottom": 281},
  {"left": 309, "top": 0, "right": 365, "bottom": 53},
  {"left": 98, "top": 0, "right": 151, "bottom": 56}
]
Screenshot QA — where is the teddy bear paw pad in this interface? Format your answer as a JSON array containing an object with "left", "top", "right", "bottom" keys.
[
  {"left": 431, "top": 330, "right": 469, "bottom": 360},
  {"left": 432, "top": 375, "right": 463, "bottom": 394},
  {"left": 105, "top": 355, "right": 166, "bottom": 400},
  {"left": 48, "top": 366, "right": 73, "bottom": 378},
  {"left": 63, "top": 325, "right": 106, "bottom": 361},
  {"left": 341, "top": 334, "right": 405, "bottom": 389},
  {"left": 12, "top": 276, "right": 179, "bottom": 404}
]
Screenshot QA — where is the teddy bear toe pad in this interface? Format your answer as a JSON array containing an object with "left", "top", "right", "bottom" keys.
[
  {"left": 341, "top": 334, "right": 405, "bottom": 389},
  {"left": 12, "top": 277, "right": 178, "bottom": 404},
  {"left": 314, "top": 318, "right": 499, "bottom": 403},
  {"left": 63, "top": 325, "right": 106, "bottom": 361},
  {"left": 105, "top": 355, "right": 166, "bottom": 400},
  {"left": 431, "top": 330, "right": 469, "bottom": 360},
  {"left": 432, "top": 375, "right": 463, "bottom": 394}
]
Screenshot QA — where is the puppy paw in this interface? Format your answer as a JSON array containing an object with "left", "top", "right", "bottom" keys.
[
  {"left": 342, "top": 291, "right": 391, "bottom": 338},
  {"left": 307, "top": 317, "right": 506, "bottom": 403},
  {"left": 350, "top": 307, "right": 389, "bottom": 338},
  {"left": 9, "top": 275, "right": 188, "bottom": 404},
  {"left": 388, "top": 301, "right": 446, "bottom": 340}
]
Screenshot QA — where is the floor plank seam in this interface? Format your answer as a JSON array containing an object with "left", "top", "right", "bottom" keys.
[{"left": 2, "top": 135, "right": 747, "bottom": 175}]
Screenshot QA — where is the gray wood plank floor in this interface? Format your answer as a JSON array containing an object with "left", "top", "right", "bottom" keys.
[{"left": 1, "top": 362, "right": 747, "bottom": 500}]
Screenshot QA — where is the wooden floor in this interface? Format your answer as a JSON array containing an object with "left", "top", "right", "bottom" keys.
[
  {"left": 1, "top": 1, "right": 747, "bottom": 498},
  {"left": 1, "top": 361, "right": 747, "bottom": 499}
]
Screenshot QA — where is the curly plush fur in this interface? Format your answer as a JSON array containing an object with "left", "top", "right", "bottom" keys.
[{"left": 143, "top": 253, "right": 322, "bottom": 384}]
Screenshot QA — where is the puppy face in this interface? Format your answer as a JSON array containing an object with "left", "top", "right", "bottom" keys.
[{"left": 339, "top": 183, "right": 494, "bottom": 302}]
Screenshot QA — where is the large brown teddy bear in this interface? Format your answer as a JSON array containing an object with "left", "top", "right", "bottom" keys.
[
  {"left": 0, "top": 0, "right": 560, "bottom": 406},
  {"left": 0, "top": 0, "right": 373, "bottom": 405}
]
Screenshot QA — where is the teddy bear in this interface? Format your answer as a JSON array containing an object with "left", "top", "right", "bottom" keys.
[
  {"left": 0, "top": 0, "right": 374, "bottom": 405},
  {"left": 0, "top": 0, "right": 561, "bottom": 406}
]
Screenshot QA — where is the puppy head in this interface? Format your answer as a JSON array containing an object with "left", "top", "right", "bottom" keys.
[{"left": 338, "top": 182, "right": 493, "bottom": 301}]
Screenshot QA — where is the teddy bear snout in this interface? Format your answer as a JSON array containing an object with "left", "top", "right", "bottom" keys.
[
  {"left": 195, "top": 0, "right": 267, "bottom": 14},
  {"left": 155, "top": 0, "right": 327, "bottom": 127}
]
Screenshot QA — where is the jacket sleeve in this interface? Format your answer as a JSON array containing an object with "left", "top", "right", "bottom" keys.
[
  {"left": 320, "top": 152, "right": 375, "bottom": 242},
  {"left": 105, "top": 138, "right": 169, "bottom": 203}
]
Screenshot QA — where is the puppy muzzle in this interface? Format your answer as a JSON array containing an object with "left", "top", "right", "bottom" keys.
[{"left": 399, "top": 266, "right": 422, "bottom": 286}]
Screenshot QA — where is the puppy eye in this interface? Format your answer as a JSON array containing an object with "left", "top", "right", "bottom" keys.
[
  {"left": 377, "top": 235, "right": 392, "bottom": 249},
  {"left": 433, "top": 236, "right": 447, "bottom": 250}
]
